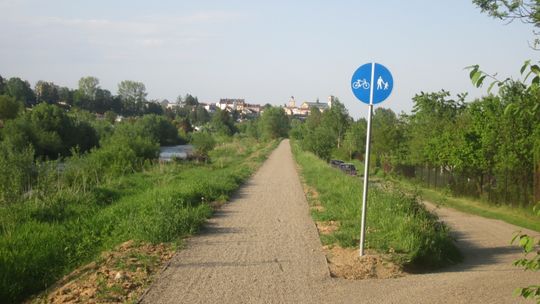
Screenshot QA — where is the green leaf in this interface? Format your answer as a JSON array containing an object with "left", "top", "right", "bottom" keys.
[
  {"left": 471, "top": 71, "right": 482, "bottom": 87},
  {"left": 477, "top": 75, "right": 487, "bottom": 87},
  {"left": 531, "top": 65, "right": 540, "bottom": 75},
  {"left": 504, "top": 103, "right": 514, "bottom": 116},
  {"left": 521, "top": 60, "right": 531, "bottom": 74}
]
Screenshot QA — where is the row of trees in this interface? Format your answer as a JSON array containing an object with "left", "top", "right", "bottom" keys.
[
  {"left": 291, "top": 76, "right": 539, "bottom": 207},
  {"left": 0, "top": 75, "right": 196, "bottom": 117}
]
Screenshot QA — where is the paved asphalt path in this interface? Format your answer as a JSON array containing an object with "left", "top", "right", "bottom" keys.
[{"left": 142, "top": 140, "right": 539, "bottom": 304}]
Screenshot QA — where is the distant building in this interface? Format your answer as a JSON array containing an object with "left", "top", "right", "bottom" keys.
[
  {"left": 217, "top": 99, "right": 245, "bottom": 112},
  {"left": 284, "top": 95, "right": 334, "bottom": 117},
  {"left": 200, "top": 102, "right": 217, "bottom": 113}
]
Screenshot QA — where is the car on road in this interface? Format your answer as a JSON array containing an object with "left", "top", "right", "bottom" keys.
[
  {"left": 339, "top": 163, "right": 357, "bottom": 176},
  {"left": 330, "top": 159, "right": 344, "bottom": 168}
]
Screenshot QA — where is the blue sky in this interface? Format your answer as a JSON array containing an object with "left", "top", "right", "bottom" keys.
[{"left": 0, "top": 0, "right": 537, "bottom": 118}]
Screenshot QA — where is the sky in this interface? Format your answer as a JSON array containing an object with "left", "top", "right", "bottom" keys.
[{"left": 0, "top": 0, "right": 538, "bottom": 118}]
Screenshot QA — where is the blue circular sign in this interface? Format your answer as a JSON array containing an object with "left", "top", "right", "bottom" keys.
[{"left": 351, "top": 63, "right": 393, "bottom": 104}]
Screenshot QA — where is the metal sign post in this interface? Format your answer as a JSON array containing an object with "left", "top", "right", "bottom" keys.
[{"left": 351, "top": 62, "right": 393, "bottom": 256}]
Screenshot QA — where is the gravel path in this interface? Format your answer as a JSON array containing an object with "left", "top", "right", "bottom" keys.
[{"left": 142, "top": 140, "right": 539, "bottom": 304}]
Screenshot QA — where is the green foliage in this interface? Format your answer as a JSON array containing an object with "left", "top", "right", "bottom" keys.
[
  {"left": 511, "top": 233, "right": 540, "bottom": 303},
  {"left": 0, "top": 138, "right": 275, "bottom": 303},
  {"left": 0, "top": 95, "right": 23, "bottom": 120},
  {"left": 5, "top": 77, "right": 35, "bottom": 107},
  {"left": 0, "top": 143, "right": 35, "bottom": 204},
  {"left": 2, "top": 103, "right": 99, "bottom": 159},
  {"left": 473, "top": 0, "right": 540, "bottom": 47},
  {"left": 210, "top": 109, "right": 237, "bottom": 136},
  {"left": 35, "top": 81, "right": 59, "bottom": 105},
  {"left": 117, "top": 80, "right": 147, "bottom": 116},
  {"left": 292, "top": 142, "right": 461, "bottom": 267},
  {"left": 258, "top": 106, "right": 290, "bottom": 140},
  {"left": 191, "top": 132, "right": 216, "bottom": 159},
  {"left": 137, "top": 114, "right": 180, "bottom": 146}
]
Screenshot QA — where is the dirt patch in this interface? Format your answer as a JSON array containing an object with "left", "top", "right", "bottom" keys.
[
  {"left": 30, "top": 240, "right": 175, "bottom": 304},
  {"left": 315, "top": 221, "right": 340, "bottom": 235},
  {"left": 323, "top": 245, "right": 403, "bottom": 280}
]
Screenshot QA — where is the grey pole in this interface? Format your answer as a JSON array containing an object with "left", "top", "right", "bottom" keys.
[{"left": 359, "top": 63, "right": 375, "bottom": 256}]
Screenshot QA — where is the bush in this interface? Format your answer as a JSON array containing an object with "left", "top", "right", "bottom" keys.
[{"left": 191, "top": 132, "right": 216, "bottom": 160}]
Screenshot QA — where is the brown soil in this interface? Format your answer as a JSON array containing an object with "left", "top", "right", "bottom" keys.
[
  {"left": 323, "top": 245, "right": 403, "bottom": 280},
  {"left": 30, "top": 240, "right": 175, "bottom": 304},
  {"left": 315, "top": 221, "right": 340, "bottom": 235}
]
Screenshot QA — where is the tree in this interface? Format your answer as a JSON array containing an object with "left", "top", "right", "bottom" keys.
[
  {"left": 57, "top": 86, "right": 74, "bottom": 105},
  {"left": 0, "top": 95, "right": 23, "bottom": 120},
  {"left": 473, "top": 0, "right": 540, "bottom": 47},
  {"left": 258, "top": 106, "right": 290, "bottom": 140},
  {"left": 138, "top": 115, "right": 180, "bottom": 146},
  {"left": 0, "top": 75, "right": 6, "bottom": 95},
  {"left": 342, "top": 119, "right": 367, "bottom": 160},
  {"left": 319, "top": 98, "right": 351, "bottom": 148},
  {"left": 184, "top": 94, "right": 198, "bottom": 106},
  {"left": 210, "top": 109, "right": 236, "bottom": 136},
  {"left": 118, "top": 80, "right": 147, "bottom": 116},
  {"left": 144, "top": 101, "right": 164, "bottom": 115},
  {"left": 371, "top": 108, "right": 403, "bottom": 171},
  {"left": 5, "top": 77, "right": 35, "bottom": 107},
  {"left": 35, "top": 81, "right": 59, "bottom": 104},
  {"left": 78, "top": 76, "right": 100, "bottom": 100}
]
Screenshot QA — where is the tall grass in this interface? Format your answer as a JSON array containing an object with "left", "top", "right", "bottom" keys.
[
  {"left": 0, "top": 137, "right": 276, "bottom": 303},
  {"left": 292, "top": 142, "right": 461, "bottom": 268}
]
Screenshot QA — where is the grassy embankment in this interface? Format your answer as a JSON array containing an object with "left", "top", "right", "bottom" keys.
[
  {"left": 292, "top": 142, "right": 462, "bottom": 268},
  {"left": 0, "top": 137, "right": 277, "bottom": 303},
  {"left": 391, "top": 178, "right": 540, "bottom": 232}
]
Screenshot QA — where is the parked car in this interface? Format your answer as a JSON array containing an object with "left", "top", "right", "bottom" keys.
[
  {"left": 339, "top": 163, "right": 357, "bottom": 176},
  {"left": 330, "top": 159, "right": 344, "bottom": 168}
]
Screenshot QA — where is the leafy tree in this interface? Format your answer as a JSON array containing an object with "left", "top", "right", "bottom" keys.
[
  {"left": 57, "top": 86, "right": 74, "bottom": 105},
  {"left": 189, "top": 105, "right": 211, "bottom": 126},
  {"left": 210, "top": 109, "right": 236, "bottom": 136},
  {"left": 138, "top": 115, "right": 180, "bottom": 146},
  {"left": 118, "top": 80, "right": 147, "bottom": 116},
  {"left": 341, "top": 119, "right": 367, "bottom": 160},
  {"left": 144, "top": 101, "right": 164, "bottom": 115},
  {"left": 2, "top": 104, "right": 98, "bottom": 159},
  {"left": 0, "top": 95, "right": 24, "bottom": 120},
  {"left": 184, "top": 94, "right": 198, "bottom": 106},
  {"left": 473, "top": 0, "right": 540, "bottom": 47},
  {"left": 78, "top": 76, "right": 100, "bottom": 100},
  {"left": 0, "top": 75, "right": 6, "bottom": 95},
  {"left": 371, "top": 108, "right": 403, "bottom": 169},
  {"left": 35, "top": 81, "right": 59, "bottom": 105},
  {"left": 5, "top": 77, "right": 35, "bottom": 107},
  {"left": 319, "top": 98, "right": 351, "bottom": 148},
  {"left": 258, "top": 106, "right": 290, "bottom": 140}
]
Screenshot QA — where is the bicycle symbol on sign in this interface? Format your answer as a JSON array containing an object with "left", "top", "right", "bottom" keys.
[{"left": 352, "top": 78, "right": 370, "bottom": 90}]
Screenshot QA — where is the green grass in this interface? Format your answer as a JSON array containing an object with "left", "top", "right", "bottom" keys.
[
  {"left": 292, "top": 142, "right": 462, "bottom": 268},
  {"left": 391, "top": 178, "right": 540, "bottom": 232},
  {"left": 0, "top": 137, "right": 277, "bottom": 303}
]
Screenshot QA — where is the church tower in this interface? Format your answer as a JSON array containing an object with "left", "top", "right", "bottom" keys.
[{"left": 288, "top": 96, "right": 296, "bottom": 108}]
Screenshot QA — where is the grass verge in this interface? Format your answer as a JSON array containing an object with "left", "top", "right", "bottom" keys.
[
  {"left": 292, "top": 142, "right": 461, "bottom": 269},
  {"left": 0, "top": 137, "right": 277, "bottom": 303},
  {"left": 390, "top": 177, "right": 540, "bottom": 232}
]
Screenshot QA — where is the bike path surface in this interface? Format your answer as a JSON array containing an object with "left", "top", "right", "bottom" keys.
[{"left": 142, "top": 140, "right": 539, "bottom": 304}]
